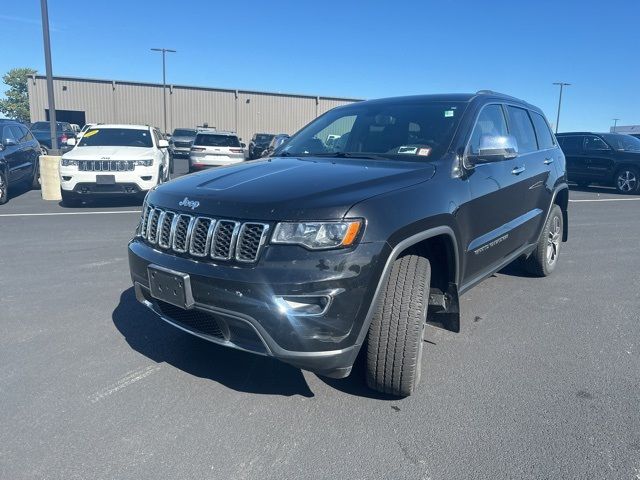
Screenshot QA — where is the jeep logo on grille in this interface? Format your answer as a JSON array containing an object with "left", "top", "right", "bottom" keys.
[{"left": 179, "top": 197, "right": 200, "bottom": 210}]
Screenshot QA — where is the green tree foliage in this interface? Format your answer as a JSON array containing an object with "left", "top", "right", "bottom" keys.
[{"left": 0, "top": 67, "right": 37, "bottom": 123}]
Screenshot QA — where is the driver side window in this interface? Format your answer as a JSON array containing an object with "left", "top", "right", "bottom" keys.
[{"left": 468, "top": 105, "right": 508, "bottom": 155}]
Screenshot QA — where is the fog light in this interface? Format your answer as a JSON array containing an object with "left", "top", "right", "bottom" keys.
[
  {"left": 141, "top": 175, "right": 152, "bottom": 181},
  {"left": 62, "top": 176, "right": 72, "bottom": 181},
  {"left": 275, "top": 295, "right": 331, "bottom": 316}
]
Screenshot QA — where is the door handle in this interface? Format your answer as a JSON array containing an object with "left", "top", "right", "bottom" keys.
[
  {"left": 511, "top": 166, "right": 526, "bottom": 175},
  {"left": 544, "top": 158, "right": 554, "bottom": 165}
]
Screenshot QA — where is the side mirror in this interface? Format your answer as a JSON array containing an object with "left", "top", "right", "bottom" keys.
[
  {"left": 468, "top": 135, "right": 518, "bottom": 166},
  {"left": 240, "top": 142, "right": 246, "bottom": 148},
  {"left": 66, "top": 138, "right": 76, "bottom": 146},
  {"left": 2, "top": 138, "right": 17, "bottom": 147},
  {"left": 158, "top": 139, "right": 169, "bottom": 148}
]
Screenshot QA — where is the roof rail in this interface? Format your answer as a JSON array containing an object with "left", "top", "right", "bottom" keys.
[{"left": 475, "top": 90, "right": 522, "bottom": 101}]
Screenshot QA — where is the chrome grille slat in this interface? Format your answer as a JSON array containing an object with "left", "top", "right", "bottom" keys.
[
  {"left": 236, "top": 223, "right": 269, "bottom": 263},
  {"left": 140, "top": 206, "right": 268, "bottom": 263},
  {"left": 189, "top": 217, "right": 214, "bottom": 257},
  {"left": 211, "top": 220, "right": 240, "bottom": 260},
  {"left": 172, "top": 214, "right": 193, "bottom": 253},
  {"left": 146, "top": 208, "right": 162, "bottom": 244},
  {"left": 157, "top": 211, "right": 176, "bottom": 249}
]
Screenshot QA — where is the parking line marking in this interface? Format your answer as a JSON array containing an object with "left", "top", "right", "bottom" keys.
[
  {"left": 89, "top": 365, "right": 161, "bottom": 404},
  {"left": 569, "top": 198, "right": 640, "bottom": 203},
  {"left": 0, "top": 210, "right": 141, "bottom": 217}
]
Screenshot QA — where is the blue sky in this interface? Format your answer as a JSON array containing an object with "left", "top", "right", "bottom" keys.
[{"left": 1, "top": 0, "right": 638, "bottom": 132}]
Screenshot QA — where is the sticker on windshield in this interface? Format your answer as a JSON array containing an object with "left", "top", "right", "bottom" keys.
[
  {"left": 444, "top": 110, "right": 455, "bottom": 118},
  {"left": 83, "top": 130, "right": 99, "bottom": 138},
  {"left": 417, "top": 147, "right": 432, "bottom": 156},
  {"left": 398, "top": 146, "right": 418, "bottom": 154}
]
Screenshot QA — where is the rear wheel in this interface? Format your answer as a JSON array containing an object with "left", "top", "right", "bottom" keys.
[
  {"left": 615, "top": 167, "right": 639, "bottom": 194},
  {"left": 523, "top": 204, "right": 563, "bottom": 277},
  {"left": 0, "top": 170, "right": 8, "bottom": 205},
  {"left": 31, "top": 158, "right": 41, "bottom": 190},
  {"left": 366, "top": 254, "right": 430, "bottom": 397}
]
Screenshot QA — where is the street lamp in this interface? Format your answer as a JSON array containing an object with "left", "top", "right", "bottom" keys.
[
  {"left": 150, "top": 48, "right": 176, "bottom": 135},
  {"left": 552, "top": 82, "right": 571, "bottom": 134},
  {"left": 40, "top": 0, "right": 58, "bottom": 152},
  {"left": 612, "top": 118, "right": 620, "bottom": 132}
]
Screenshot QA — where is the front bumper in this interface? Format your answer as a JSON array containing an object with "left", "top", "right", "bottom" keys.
[
  {"left": 60, "top": 166, "right": 158, "bottom": 194},
  {"left": 128, "top": 238, "right": 388, "bottom": 377},
  {"left": 170, "top": 146, "right": 191, "bottom": 157}
]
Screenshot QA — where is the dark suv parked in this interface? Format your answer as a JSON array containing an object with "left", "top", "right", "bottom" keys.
[
  {"left": 556, "top": 132, "right": 640, "bottom": 194},
  {"left": 169, "top": 128, "right": 197, "bottom": 158},
  {"left": 0, "top": 120, "right": 42, "bottom": 204},
  {"left": 30, "top": 121, "right": 76, "bottom": 154},
  {"left": 128, "top": 91, "right": 568, "bottom": 396},
  {"left": 248, "top": 133, "right": 275, "bottom": 159}
]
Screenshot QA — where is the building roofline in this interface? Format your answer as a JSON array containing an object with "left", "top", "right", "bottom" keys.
[{"left": 29, "top": 74, "right": 363, "bottom": 103}]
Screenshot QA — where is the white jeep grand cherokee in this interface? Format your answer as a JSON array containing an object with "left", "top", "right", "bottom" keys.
[{"left": 60, "top": 124, "right": 170, "bottom": 206}]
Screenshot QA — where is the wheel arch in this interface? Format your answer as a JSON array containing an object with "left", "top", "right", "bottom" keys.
[{"left": 553, "top": 186, "right": 569, "bottom": 241}]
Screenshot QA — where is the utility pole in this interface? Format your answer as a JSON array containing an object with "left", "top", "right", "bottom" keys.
[
  {"left": 40, "top": 0, "right": 58, "bottom": 152},
  {"left": 151, "top": 48, "right": 176, "bottom": 135},
  {"left": 552, "top": 82, "right": 571, "bottom": 134},
  {"left": 612, "top": 118, "right": 620, "bottom": 132}
]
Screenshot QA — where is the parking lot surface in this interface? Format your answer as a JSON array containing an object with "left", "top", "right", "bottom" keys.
[{"left": 1, "top": 168, "right": 639, "bottom": 479}]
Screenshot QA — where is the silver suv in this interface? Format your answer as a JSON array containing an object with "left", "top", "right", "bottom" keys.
[{"left": 188, "top": 129, "right": 247, "bottom": 173}]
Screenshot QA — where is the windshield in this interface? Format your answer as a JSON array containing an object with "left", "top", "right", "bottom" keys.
[
  {"left": 172, "top": 129, "right": 196, "bottom": 137},
  {"left": 194, "top": 134, "right": 240, "bottom": 147},
  {"left": 601, "top": 134, "right": 640, "bottom": 152},
  {"left": 255, "top": 134, "right": 274, "bottom": 143},
  {"left": 31, "top": 121, "right": 62, "bottom": 131},
  {"left": 78, "top": 128, "right": 153, "bottom": 148},
  {"left": 279, "top": 101, "right": 467, "bottom": 160}
]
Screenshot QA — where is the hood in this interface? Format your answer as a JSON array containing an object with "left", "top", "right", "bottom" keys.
[
  {"left": 149, "top": 156, "right": 436, "bottom": 221},
  {"left": 61, "top": 146, "right": 155, "bottom": 160}
]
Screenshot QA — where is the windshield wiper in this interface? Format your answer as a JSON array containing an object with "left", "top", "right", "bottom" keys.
[{"left": 307, "top": 152, "right": 391, "bottom": 160}]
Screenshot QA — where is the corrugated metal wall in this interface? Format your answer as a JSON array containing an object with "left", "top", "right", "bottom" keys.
[{"left": 28, "top": 75, "right": 361, "bottom": 142}]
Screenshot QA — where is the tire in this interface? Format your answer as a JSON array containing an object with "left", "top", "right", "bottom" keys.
[
  {"left": 31, "top": 158, "right": 41, "bottom": 190},
  {"left": 366, "top": 254, "right": 430, "bottom": 397},
  {"left": 40, "top": 146, "right": 48, "bottom": 156},
  {"left": 61, "top": 190, "right": 81, "bottom": 207},
  {"left": 523, "top": 204, "right": 563, "bottom": 277},
  {"left": 614, "top": 167, "right": 639, "bottom": 194},
  {"left": 0, "top": 169, "right": 8, "bottom": 205}
]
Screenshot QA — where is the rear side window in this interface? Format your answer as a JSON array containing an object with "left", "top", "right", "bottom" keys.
[
  {"left": 558, "top": 136, "right": 583, "bottom": 153},
  {"left": 506, "top": 106, "right": 537, "bottom": 154},
  {"left": 584, "top": 135, "right": 610, "bottom": 151},
  {"left": 2, "top": 126, "right": 17, "bottom": 142},
  {"left": 10, "top": 125, "right": 25, "bottom": 142},
  {"left": 194, "top": 134, "right": 241, "bottom": 147},
  {"left": 468, "top": 104, "right": 508, "bottom": 155},
  {"left": 530, "top": 112, "right": 555, "bottom": 149}
]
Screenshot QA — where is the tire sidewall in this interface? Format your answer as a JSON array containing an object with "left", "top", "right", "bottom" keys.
[
  {"left": 0, "top": 169, "right": 8, "bottom": 204},
  {"left": 543, "top": 205, "right": 563, "bottom": 275}
]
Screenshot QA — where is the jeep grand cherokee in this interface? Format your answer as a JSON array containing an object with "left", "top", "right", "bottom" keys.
[{"left": 128, "top": 91, "right": 569, "bottom": 396}]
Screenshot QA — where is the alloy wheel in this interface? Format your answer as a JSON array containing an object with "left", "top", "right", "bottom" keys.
[
  {"left": 0, "top": 172, "right": 7, "bottom": 203},
  {"left": 546, "top": 215, "right": 561, "bottom": 266},
  {"left": 617, "top": 170, "right": 638, "bottom": 193}
]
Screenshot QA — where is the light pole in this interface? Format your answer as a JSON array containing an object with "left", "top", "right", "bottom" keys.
[
  {"left": 612, "top": 118, "right": 620, "bottom": 132},
  {"left": 40, "top": 0, "right": 58, "bottom": 152},
  {"left": 552, "top": 82, "right": 571, "bottom": 134},
  {"left": 151, "top": 48, "right": 176, "bottom": 135}
]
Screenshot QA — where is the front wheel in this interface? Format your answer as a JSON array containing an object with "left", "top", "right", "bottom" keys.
[
  {"left": 366, "top": 254, "right": 430, "bottom": 397},
  {"left": 40, "top": 146, "right": 48, "bottom": 156},
  {"left": 0, "top": 170, "right": 8, "bottom": 205},
  {"left": 523, "top": 204, "right": 563, "bottom": 277},
  {"left": 615, "top": 167, "right": 639, "bottom": 194}
]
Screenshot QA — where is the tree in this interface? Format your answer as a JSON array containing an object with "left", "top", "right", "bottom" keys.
[{"left": 0, "top": 67, "right": 37, "bottom": 123}]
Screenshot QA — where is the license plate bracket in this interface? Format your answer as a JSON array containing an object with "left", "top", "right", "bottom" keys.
[
  {"left": 147, "top": 265, "right": 194, "bottom": 309},
  {"left": 96, "top": 174, "right": 115, "bottom": 185}
]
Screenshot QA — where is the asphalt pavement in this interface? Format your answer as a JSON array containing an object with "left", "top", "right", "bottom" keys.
[{"left": 1, "top": 167, "right": 639, "bottom": 479}]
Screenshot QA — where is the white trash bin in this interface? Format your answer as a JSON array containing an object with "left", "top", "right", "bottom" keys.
[{"left": 40, "top": 155, "right": 62, "bottom": 201}]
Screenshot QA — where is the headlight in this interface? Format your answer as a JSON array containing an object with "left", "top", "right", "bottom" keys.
[
  {"left": 272, "top": 220, "right": 362, "bottom": 250},
  {"left": 61, "top": 158, "right": 79, "bottom": 166},
  {"left": 133, "top": 159, "right": 153, "bottom": 167}
]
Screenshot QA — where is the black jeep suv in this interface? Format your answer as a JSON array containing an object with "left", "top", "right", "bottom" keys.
[
  {"left": 128, "top": 92, "right": 569, "bottom": 396},
  {"left": 556, "top": 132, "right": 640, "bottom": 194},
  {"left": 0, "top": 120, "right": 42, "bottom": 204}
]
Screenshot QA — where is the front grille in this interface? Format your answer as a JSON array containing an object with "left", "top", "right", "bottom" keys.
[
  {"left": 173, "top": 141, "right": 192, "bottom": 148},
  {"left": 155, "top": 301, "right": 226, "bottom": 339},
  {"left": 78, "top": 160, "right": 135, "bottom": 172},
  {"left": 138, "top": 205, "right": 269, "bottom": 263}
]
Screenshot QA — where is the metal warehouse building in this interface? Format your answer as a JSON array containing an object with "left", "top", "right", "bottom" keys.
[{"left": 27, "top": 74, "right": 361, "bottom": 142}]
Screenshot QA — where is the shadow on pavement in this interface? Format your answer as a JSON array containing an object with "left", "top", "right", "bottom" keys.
[{"left": 112, "top": 287, "right": 314, "bottom": 397}]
